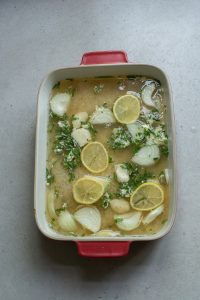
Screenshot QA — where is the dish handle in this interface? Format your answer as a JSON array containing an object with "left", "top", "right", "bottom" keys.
[
  {"left": 80, "top": 50, "right": 128, "bottom": 65},
  {"left": 76, "top": 241, "right": 131, "bottom": 258}
]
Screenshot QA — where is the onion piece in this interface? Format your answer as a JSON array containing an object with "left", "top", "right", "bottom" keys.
[
  {"left": 142, "top": 204, "right": 164, "bottom": 225},
  {"left": 74, "top": 206, "right": 101, "bottom": 233},
  {"left": 71, "top": 128, "right": 91, "bottom": 147},
  {"left": 110, "top": 199, "right": 130, "bottom": 214},
  {"left": 141, "top": 83, "right": 156, "bottom": 107},
  {"left": 159, "top": 169, "right": 170, "bottom": 185},
  {"left": 132, "top": 145, "right": 160, "bottom": 166},
  {"left": 127, "top": 90, "right": 141, "bottom": 98},
  {"left": 50, "top": 93, "right": 71, "bottom": 116},
  {"left": 92, "top": 230, "right": 120, "bottom": 237},
  {"left": 114, "top": 211, "right": 142, "bottom": 231},
  {"left": 47, "top": 190, "right": 57, "bottom": 219},
  {"left": 90, "top": 106, "right": 116, "bottom": 125},
  {"left": 72, "top": 112, "right": 88, "bottom": 129},
  {"left": 165, "top": 169, "right": 169, "bottom": 184},
  {"left": 58, "top": 210, "right": 78, "bottom": 232},
  {"left": 115, "top": 164, "right": 130, "bottom": 183},
  {"left": 127, "top": 121, "right": 144, "bottom": 142}
]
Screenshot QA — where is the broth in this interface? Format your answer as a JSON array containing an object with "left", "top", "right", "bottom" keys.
[{"left": 46, "top": 76, "right": 169, "bottom": 237}]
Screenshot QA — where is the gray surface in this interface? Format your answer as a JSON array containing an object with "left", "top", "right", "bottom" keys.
[{"left": 0, "top": 0, "right": 200, "bottom": 299}]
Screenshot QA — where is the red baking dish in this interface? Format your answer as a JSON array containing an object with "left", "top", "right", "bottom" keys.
[{"left": 34, "top": 51, "right": 177, "bottom": 257}]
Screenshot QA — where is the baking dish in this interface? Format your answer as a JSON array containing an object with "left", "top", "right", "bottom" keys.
[{"left": 34, "top": 51, "right": 176, "bottom": 257}]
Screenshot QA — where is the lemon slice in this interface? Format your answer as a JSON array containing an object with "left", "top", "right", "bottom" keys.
[
  {"left": 81, "top": 142, "right": 109, "bottom": 173},
  {"left": 113, "top": 95, "right": 140, "bottom": 124},
  {"left": 73, "top": 176, "right": 105, "bottom": 204},
  {"left": 130, "top": 182, "right": 164, "bottom": 211}
]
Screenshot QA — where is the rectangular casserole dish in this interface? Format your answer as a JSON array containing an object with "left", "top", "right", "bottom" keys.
[{"left": 34, "top": 51, "right": 176, "bottom": 257}]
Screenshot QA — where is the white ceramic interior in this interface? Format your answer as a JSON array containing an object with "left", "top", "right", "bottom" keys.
[{"left": 34, "top": 63, "right": 177, "bottom": 241}]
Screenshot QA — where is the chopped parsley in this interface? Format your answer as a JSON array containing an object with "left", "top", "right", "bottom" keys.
[
  {"left": 130, "top": 121, "right": 168, "bottom": 156},
  {"left": 49, "top": 110, "right": 68, "bottom": 122},
  {"left": 68, "top": 232, "right": 78, "bottom": 237},
  {"left": 127, "top": 75, "right": 137, "bottom": 80},
  {"left": 71, "top": 114, "right": 78, "bottom": 122},
  {"left": 53, "top": 120, "right": 81, "bottom": 181},
  {"left": 117, "top": 80, "right": 126, "bottom": 91},
  {"left": 108, "top": 156, "right": 113, "bottom": 163},
  {"left": 117, "top": 163, "right": 154, "bottom": 197},
  {"left": 114, "top": 217, "right": 123, "bottom": 224},
  {"left": 67, "top": 86, "right": 76, "bottom": 97},
  {"left": 153, "top": 157, "right": 159, "bottom": 161},
  {"left": 52, "top": 81, "right": 60, "bottom": 89},
  {"left": 108, "top": 127, "right": 132, "bottom": 149},
  {"left": 50, "top": 218, "right": 56, "bottom": 227},
  {"left": 140, "top": 110, "right": 161, "bottom": 124},
  {"left": 102, "top": 102, "right": 108, "bottom": 108},
  {"left": 46, "top": 168, "right": 54, "bottom": 186},
  {"left": 101, "top": 192, "right": 113, "bottom": 209},
  {"left": 161, "top": 219, "right": 168, "bottom": 224},
  {"left": 94, "top": 83, "right": 104, "bottom": 94},
  {"left": 53, "top": 81, "right": 75, "bottom": 96},
  {"left": 160, "top": 143, "right": 169, "bottom": 157},
  {"left": 81, "top": 121, "right": 97, "bottom": 137},
  {"left": 55, "top": 203, "right": 67, "bottom": 215}
]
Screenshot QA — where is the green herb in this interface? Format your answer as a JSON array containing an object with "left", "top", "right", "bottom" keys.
[
  {"left": 160, "top": 143, "right": 169, "bottom": 157},
  {"left": 117, "top": 80, "right": 126, "bottom": 91},
  {"left": 161, "top": 219, "right": 168, "bottom": 224},
  {"left": 53, "top": 120, "right": 81, "bottom": 181},
  {"left": 108, "top": 156, "right": 113, "bottom": 163},
  {"left": 143, "top": 125, "right": 154, "bottom": 138},
  {"left": 81, "top": 121, "right": 97, "bottom": 137},
  {"left": 115, "top": 217, "right": 123, "bottom": 224},
  {"left": 55, "top": 203, "right": 68, "bottom": 215},
  {"left": 94, "top": 83, "right": 104, "bottom": 94},
  {"left": 130, "top": 120, "right": 169, "bottom": 157},
  {"left": 120, "top": 162, "right": 134, "bottom": 173},
  {"left": 132, "top": 142, "right": 144, "bottom": 154},
  {"left": 101, "top": 192, "right": 113, "bottom": 209},
  {"left": 117, "top": 163, "right": 154, "bottom": 197},
  {"left": 55, "top": 207, "right": 66, "bottom": 215},
  {"left": 67, "top": 86, "right": 76, "bottom": 97},
  {"left": 71, "top": 115, "right": 78, "bottom": 122},
  {"left": 113, "top": 173, "right": 118, "bottom": 181},
  {"left": 53, "top": 81, "right": 60, "bottom": 89},
  {"left": 63, "top": 148, "right": 81, "bottom": 181},
  {"left": 127, "top": 75, "right": 137, "bottom": 80},
  {"left": 68, "top": 232, "right": 78, "bottom": 237},
  {"left": 102, "top": 102, "right": 108, "bottom": 108},
  {"left": 50, "top": 218, "right": 56, "bottom": 227},
  {"left": 108, "top": 127, "right": 132, "bottom": 150},
  {"left": 46, "top": 168, "right": 54, "bottom": 186},
  {"left": 95, "top": 76, "right": 112, "bottom": 79},
  {"left": 49, "top": 110, "right": 68, "bottom": 122},
  {"left": 140, "top": 108, "right": 161, "bottom": 122}
]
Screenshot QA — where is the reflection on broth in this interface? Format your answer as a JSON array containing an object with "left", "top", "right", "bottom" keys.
[{"left": 46, "top": 76, "right": 169, "bottom": 237}]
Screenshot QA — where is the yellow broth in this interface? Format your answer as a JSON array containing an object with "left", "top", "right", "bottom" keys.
[{"left": 46, "top": 77, "right": 169, "bottom": 237}]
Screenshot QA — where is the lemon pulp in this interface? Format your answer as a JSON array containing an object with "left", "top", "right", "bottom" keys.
[
  {"left": 130, "top": 182, "right": 164, "bottom": 211},
  {"left": 113, "top": 94, "right": 140, "bottom": 124}
]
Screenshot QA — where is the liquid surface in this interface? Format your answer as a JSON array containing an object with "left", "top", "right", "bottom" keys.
[{"left": 46, "top": 76, "right": 169, "bottom": 237}]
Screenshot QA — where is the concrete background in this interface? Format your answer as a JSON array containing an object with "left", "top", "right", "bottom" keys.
[{"left": 0, "top": 0, "right": 200, "bottom": 299}]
